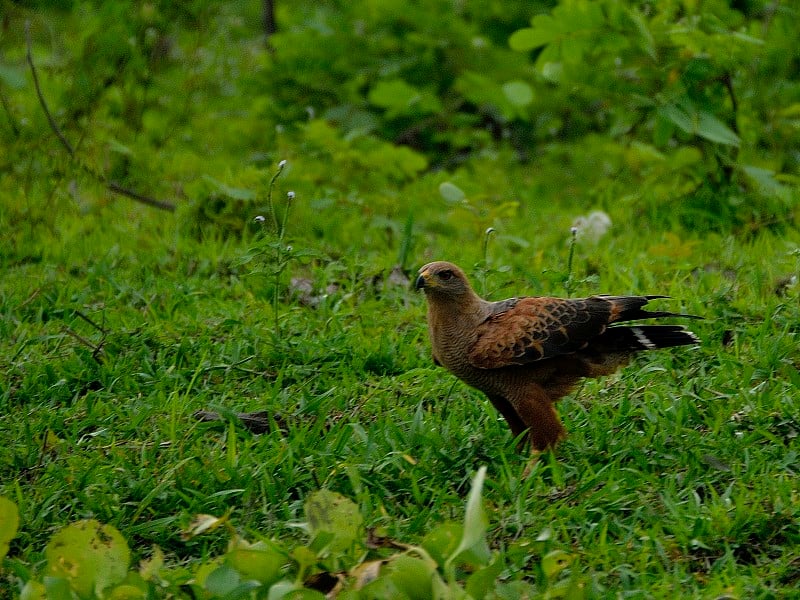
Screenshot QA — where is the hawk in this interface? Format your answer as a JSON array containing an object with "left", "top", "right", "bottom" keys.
[{"left": 416, "top": 261, "right": 700, "bottom": 452}]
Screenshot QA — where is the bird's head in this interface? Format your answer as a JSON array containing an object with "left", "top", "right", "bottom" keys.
[{"left": 415, "top": 261, "right": 473, "bottom": 298}]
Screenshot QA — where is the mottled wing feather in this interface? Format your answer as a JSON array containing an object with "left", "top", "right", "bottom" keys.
[{"left": 468, "top": 296, "right": 615, "bottom": 369}]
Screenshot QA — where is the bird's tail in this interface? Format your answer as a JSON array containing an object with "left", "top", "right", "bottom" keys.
[
  {"left": 597, "top": 325, "right": 700, "bottom": 352},
  {"left": 600, "top": 295, "right": 703, "bottom": 323}
]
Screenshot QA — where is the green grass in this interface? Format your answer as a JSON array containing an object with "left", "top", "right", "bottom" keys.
[
  {"left": 2, "top": 188, "right": 799, "bottom": 596},
  {"left": 2, "top": 2, "right": 800, "bottom": 597}
]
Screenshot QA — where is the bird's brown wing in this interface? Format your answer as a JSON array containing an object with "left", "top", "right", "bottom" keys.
[{"left": 468, "top": 296, "right": 617, "bottom": 369}]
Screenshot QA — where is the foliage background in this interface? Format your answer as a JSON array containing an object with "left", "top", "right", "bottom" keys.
[{"left": 1, "top": 0, "right": 799, "bottom": 597}]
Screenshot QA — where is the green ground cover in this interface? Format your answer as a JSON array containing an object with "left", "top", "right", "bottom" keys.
[{"left": 1, "top": 1, "right": 798, "bottom": 597}]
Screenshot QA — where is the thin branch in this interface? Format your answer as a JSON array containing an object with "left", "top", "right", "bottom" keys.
[
  {"left": 25, "top": 20, "right": 176, "bottom": 213},
  {"left": 721, "top": 72, "right": 739, "bottom": 135},
  {"left": 73, "top": 309, "right": 108, "bottom": 335},
  {"left": 25, "top": 21, "right": 74, "bottom": 156},
  {"left": 107, "top": 181, "right": 176, "bottom": 212},
  {"left": 63, "top": 326, "right": 102, "bottom": 356},
  {"left": 263, "top": 0, "right": 276, "bottom": 36}
]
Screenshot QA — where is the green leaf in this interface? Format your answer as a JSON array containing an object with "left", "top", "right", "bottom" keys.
[
  {"left": 226, "top": 545, "right": 286, "bottom": 586},
  {"left": 421, "top": 521, "right": 490, "bottom": 570},
  {"left": 501, "top": 81, "right": 534, "bottom": 107},
  {"left": 652, "top": 113, "right": 674, "bottom": 147},
  {"left": 777, "top": 103, "right": 800, "bottom": 118},
  {"left": 695, "top": 111, "right": 740, "bottom": 146},
  {"left": 541, "top": 62, "right": 563, "bottom": 83},
  {"left": 465, "top": 555, "right": 504, "bottom": 599},
  {"left": 541, "top": 550, "right": 574, "bottom": 580},
  {"left": 139, "top": 547, "right": 164, "bottom": 582},
  {"left": 368, "top": 79, "right": 441, "bottom": 117},
  {"left": 658, "top": 104, "right": 693, "bottom": 134},
  {"left": 740, "top": 165, "right": 791, "bottom": 202},
  {"left": 356, "top": 575, "right": 404, "bottom": 598},
  {"left": 369, "top": 79, "right": 419, "bottom": 108},
  {"left": 19, "top": 580, "right": 46, "bottom": 600},
  {"left": 42, "top": 576, "right": 73, "bottom": 600},
  {"left": 659, "top": 104, "right": 740, "bottom": 146},
  {"left": 446, "top": 466, "right": 488, "bottom": 569},
  {"left": 626, "top": 8, "right": 656, "bottom": 60},
  {"left": 107, "top": 583, "right": 148, "bottom": 599},
  {"left": 201, "top": 175, "right": 256, "bottom": 201},
  {"left": 509, "top": 24, "right": 556, "bottom": 51},
  {"left": 282, "top": 590, "right": 326, "bottom": 600},
  {"left": 543, "top": 577, "right": 586, "bottom": 599},
  {"left": 385, "top": 554, "right": 437, "bottom": 599},
  {"left": 439, "top": 182, "right": 466, "bottom": 203},
  {"left": 304, "top": 490, "right": 363, "bottom": 555},
  {"left": 421, "top": 523, "right": 462, "bottom": 566},
  {"left": 627, "top": 141, "right": 666, "bottom": 163},
  {"left": 205, "top": 563, "right": 242, "bottom": 595},
  {"left": 0, "top": 496, "right": 19, "bottom": 561},
  {"left": 45, "top": 520, "right": 131, "bottom": 598},
  {"left": 264, "top": 579, "right": 296, "bottom": 599},
  {"left": 0, "top": 63, "right": 26, "bottom": 89},
  {"left": 108, "top": 138, "right": 133, "bottom": 156}
]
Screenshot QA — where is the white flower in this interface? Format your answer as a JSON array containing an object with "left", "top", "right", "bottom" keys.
[
  {"left": 278, "top": 159, "right": 287, "bottom": 169},
  {"left": 571, "top": 210, "right": 612, "bottom": 244},
  {"left": 287, "top": 191, "right": 295, "bottom": 200},
  {"left": 254, "top": 215, "right": 266, "bottom": 223}
]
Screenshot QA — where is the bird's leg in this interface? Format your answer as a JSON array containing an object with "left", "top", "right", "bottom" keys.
[
  {"left": 509, "top": 386, "right": 566, "bottom": 452},
  {"left": 522, "top": 450, "right": 543, "bottom": 478},
  {"left": 486, "top": 394, "right": 529, "bottom": 450}
]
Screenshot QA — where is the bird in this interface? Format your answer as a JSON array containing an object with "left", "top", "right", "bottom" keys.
[{"left": 415, "top": 260, "right": 700, "bottom": 452}]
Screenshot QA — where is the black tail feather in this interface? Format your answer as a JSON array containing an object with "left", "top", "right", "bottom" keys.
[
  {"left": 596, "top": 295, "right": 704, "bottom": 323},
  {"left": 597, "top": 325, "right": 700, "bottom": 352}
]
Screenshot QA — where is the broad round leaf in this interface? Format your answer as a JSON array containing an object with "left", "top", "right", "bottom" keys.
[
  {"left": 541, "top": 550, "right": 574, "bottom": 580},
  {"left": 0, "top": 496, "right": 19, "bottom": 561},
  {"left": 304, "top": 490, "right": 362, "bottom": 554},
  {"left": 421, "top": 523, "right": 461, "bottom": 566},
  {"left": 107, "top": 583, "right": 147, "bottom": 599},
  {"left": 45, "top": 520, "right": 130, "bottom": 598},
  {"left": 502, "top": 81, "right": 534, "bottom": 107},
  {"left": 205, "top": 564, "right": 242, "bottom": 596},
  {"left": 385, "top": 555, "right": 437, "bottom": 600},
  {"left": 227, "top": 547, "right": 286, "bottom": 586}
]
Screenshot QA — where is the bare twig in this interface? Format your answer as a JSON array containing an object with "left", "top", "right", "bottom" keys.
[
  {"left": 26, "top": 21, "right": 74, "bottom": 155},
  {"left": 25, "top": 20, "right": 176, "bottom": 213},
  {"left": 74, "top": 309, "right": 107, "bottom": 335},
  {"left": 63, "top": 326, "right": 101, "bottom": 354},
  {"left": 263, "top": 0, "right": 276, "bottom": 36},
  {"left": 107, "top": 181, "right": 176, "bottom": 212},
  {"left": 721, "top": 72, "right": 739, "bottom": 135}
]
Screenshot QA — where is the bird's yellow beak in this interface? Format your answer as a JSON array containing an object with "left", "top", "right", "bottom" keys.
[{"left": 415, "top": 269, "right": 433, "bottom": 290}]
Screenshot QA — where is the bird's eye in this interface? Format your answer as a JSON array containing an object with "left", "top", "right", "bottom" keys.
[{"left": 439, "top": 270, "right": 453, "bottom": 281}]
